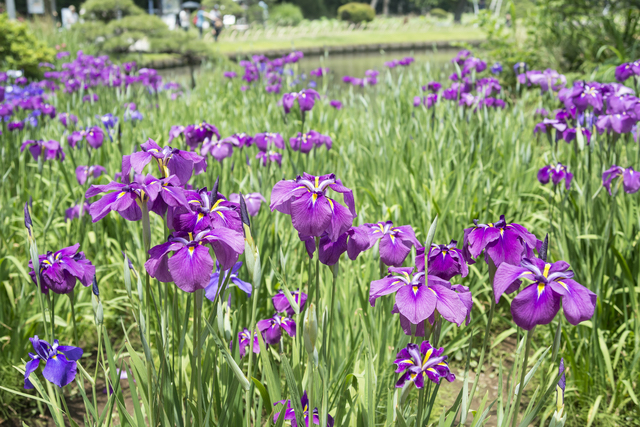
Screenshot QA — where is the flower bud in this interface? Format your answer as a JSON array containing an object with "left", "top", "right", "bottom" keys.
[
  {"left": 303, "top": 303, "right": 318, "bottom": 356},
  {"left": 94, "top": 301, "right": 103, "bottom": 326}
]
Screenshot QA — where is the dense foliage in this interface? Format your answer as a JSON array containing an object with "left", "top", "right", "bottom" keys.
[
  {"left": 270, "top": 3, "right": 305, "bottom": 26},
  {"left": 80, "top": 0, "right": 145, "bottom": 22},
  {"left": 337, "top": 2, "right": 375, "bottom": 23},
  {"left": 0, "top": 14, "right": 55, "bottom": 78}
]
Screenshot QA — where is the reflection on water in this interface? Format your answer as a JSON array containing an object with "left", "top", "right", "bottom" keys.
[{"left": 159, "top": 49, "right": 461, "bottom": 87}]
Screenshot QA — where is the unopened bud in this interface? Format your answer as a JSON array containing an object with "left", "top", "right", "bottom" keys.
[
  {"left": 303, "top": 303, "right": 318, "bottom": 356},
  {"left": 94, "top": 301, "right": 103, "bottom": 325}
]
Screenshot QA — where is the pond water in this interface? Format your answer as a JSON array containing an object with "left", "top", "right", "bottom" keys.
[{"left": 159, "top": 49, "right": 461, "bottom": 84}]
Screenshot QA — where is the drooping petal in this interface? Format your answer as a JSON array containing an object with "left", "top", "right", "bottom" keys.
[
  {"left": 290, "top": 192, "right": 332, "bottom": 237},
  {"left": 493, "top": 262, "right": 532, "bottom": 303},
  {"left": 167, "top": 245, "right": 214, "bottom": 293},
  {"left": 326, "top": 200, "right": 354, "bottom": 242},
  {"left": 369, "top": 276, "right": 407, "bottom": 306},
  {"left": 379, "top": 234, "right": 411, "bottom": 267},
  {"left": 511, "top": 282, "right": 561, "bottom": 330},
  {"left": 429, "top": 283, "right": 467, "bottom": 326},
  {"left": 24, "top": 358, "right": 40, "bottom": 389},
  {"left": 270, "top": 180, "right": 307, "bottom": 214},
  {"left": 549, "top": 279, "right": 596, "bottom": 326},
  {"left": 395, "top": 285, "right": 436, "bottom": 325},
  {"left": 42, "top": 355, "right": 77, "bottom": 387}
]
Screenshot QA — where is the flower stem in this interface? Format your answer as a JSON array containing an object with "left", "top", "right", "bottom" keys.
[
  {"left": 47, "top": 293, "right": 55, "bottom": 341},
  {"left": 326, "top": 262, "right": 339, "bottom": 370},
  {"left": 68, "top": 293, "right": 79, "bottom": 345},
  {"left": 315, "top": 237, "right": 320, "bottom": 314},
  {"left": 245, "top": 281, "right": 260, "bottom": 427},
  {"left": 511, "top": 328, "right": 535, "bottom": 427},
  {"left": 194, "top": 288, "right": 204, "bottom": 424},
  {"left": 140, "top": 203, "right": 154, "bottom": 427},
  {"left": 468, "top": 298, "right": 495, "bottom": 405}
]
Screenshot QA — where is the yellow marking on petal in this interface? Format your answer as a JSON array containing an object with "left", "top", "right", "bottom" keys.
[
  {"left": 217, "top": 211, "right": 224, "bottom": 219},
  {"left": 400, "top": 359, "right": 414, "bottom": 365},
  {"left": 500, "top": 228, "right": 504, "bottom": 236},
  {"left": 163, "top": 165, "right": 170, "bottom": 177},
  {"left": 410, "top": 373, "right": 417, "bottom": 380},
  {"left": 188, "top": 232, "right": 193, "bottom": 241},
  {"left": 312, "top": 193, "right": 318, "bottom": 204},
  {"left": 188, "top": 247, "right": 195, "bottom": 256},
  {"left": 488, "top": 223, "right": 494, "bottom": 227},
  {"left": 210, "top": 199, "right": 223, "bottom": 211},
  {"left": 537, "top": 283, "right": 545, "bottom": 298},
  {"left": 437, "top": 362, "right": 448, "bottom": 366},
  {"left": 427, "top": 368, "right": 437, "bottom": 374},
  {"left": 392, "top": 280, "right": 402, "bottom": 286},
  {"left": 52, "top": 354, "right": 57, "bottom": 359},
  {"left": 412, "top": 286, "right": 419, "bottom": 295},
  {"left": 378, "top": 223, "right": 385, "bottom": 233},
  {"left": 402, "top": 271, "right": 410, "bottom": 280},
  {"left": 558, "top": 281, "right": 569, "bottom": 290},
  {"left": 422, "top": 348, "right": 433, "bottom": 365},
  {"left": 390, "top": 234, "right": 396, "bottom": 243},
  {"left": 543, "top": 263, "right": 551, "bottom": 278},
  {"left": 188, "top": 199, "right": 201, "bottom": 204},
  {"left": 314, "top": 176, "right": 319, "bottom": 188},
  {"left": 117, "top": 191, "right": 127, "bottom": 199},
  {"left": 196, "top": 213, "right": 204, "bottom": 223},
  {"left": 328, "top": 198, "right": 334, "bottom": 210},
  {"left": 429, "top": 287, "right": 437, "bottom": 295}
]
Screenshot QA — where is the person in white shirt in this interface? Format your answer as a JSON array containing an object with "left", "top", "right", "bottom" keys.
[{"left": 179, "top": 8, "right": 190, "bottom": 31}]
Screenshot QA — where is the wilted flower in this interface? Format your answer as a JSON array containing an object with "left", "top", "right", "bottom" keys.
[
  {"left": 270, "top": 173, "right": 356, "bottom": 241},
  {"left": 24, "top": 336, "right": 83, "bottom": 389},
  {"left": 273, "top": 391, "right": 334, "bottom": 427},
  {"left": 272, "top": 289, "right": 307, "bottom": 316},
  {"left": 537, "top": 163, "right": 573, "bottom": 190},
  {"left": 394, "top": 341, "right": 455, "bottom": 389},
  {"left": 462, "top": 215, "right": 540, "bottom": 267},
  {"left": 257, "top": 314, "right": 296, "bottom": 345},
  {"left": 28, "top": 243, "right": 95, "bottom": 294},
  {"left": 493, "top": 257, "right": 596, "bottom": 330},
  {"left": 75, "top": 165, "right": 106, "bottom": 185}
]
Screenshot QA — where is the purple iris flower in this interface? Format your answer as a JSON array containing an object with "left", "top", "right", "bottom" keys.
[
  {"left": 145, "top": 228, "right": 244, "bottom": 293},
  {"left": 272, "top": 289, "right": 308, "bottom": 316},
  {"left": 98, "top": 113, "right": 118, "bottom": 130},
  {"left": 310, "top": 67, "right": 329, "bottom": 77},
  {"left": 452, "top": 50, "right": 472, "bottom": 65},
  {"left": 493, "top": 257, "right": 596, "bottom": 330},
  {"left": 172, "top": 187, "right": 243, "bottom": 234},
  {"left": 229, "top": 193, "right": 266, "bottom": 216},
  {"left": 236, "top": 328, "right": 260, "bottom": 358},
  {"left": 300, "top": 226, "right": 370, "bottom": 265},
  {"left": 462, "top": 57, "right": 487, "bottom": 75},
  {"left": 596, "top": 112, "right": 635, "bottom": 134},
  {"left": 124, "top": 110, "right": 143, "bottom": 122},
  {"left": 223, "top": 133, "right": 254, "bottom": 148},
  {"left": 58, "top": 112, "right": 78, "bottom": 127},
  {"left": 65, "top": 203, "right": 90, "bottom": 222},
  {"left": 413, "top": 94, "right": 438, "bottom": 109},
  {"left": 28, "top": 243, "right": 95, "bottom": 294},
  {"left": 462, "top": 215, "right": 540, "bottom": 267},
  {"left": 86, "top": 174, "right": 162, "bottom": 222},
  {"left": 417, "top": 240, "right": 468, "bottom": 281},
  {"left": 24, "top": 336, "right": 83, "bottom": 389},
  {"left": 537, "top": 163, "right": 573, "bottom": 190},
  {"left": 224, "top": 71, "right": 238, "bottom": 79},
  {"left": 394, "top": 341, "right": 455, "bottom": 389},
  {"left": 568, "top": 82, "right": 603, "bottom": 113},
  {"left": 184, "top": 122, "right": 220, "bottom": 148},
  {"left": 358, "top": 221, "right": 420, "bottom": 267},
  {"left": 201, "top": 137, "right": 233, "bottom": 162},
  {"left": 254, "top": 132, "right": 284, "bottom": 151},
  {"left": 270, "top": 173, "right": 356, "bottom": 241},
  {"left": 369, "top": 267, "right": 467, "bottom": 326},
  {"left": 615, "top": 63, "right": 635, "bottom": 82},
  {"left": 127, "top": 138, "right": 206, "bottom": 185},
  {"left": 602, "top": 165, "right": 640, "bottom": 194},
  {"left": 273, "top": 391, "right": 335, "bottom": 427},
  {"left": 20, "top": 140, "right": 65, "bottom": 162},
  {"left": 289, "top": 132, "right": 315, "bottom": 153},
  {"left": 168, "top": 125, "right": 186, "bottom": 144},
  {"left": 491, "top": 62, "right": 503, "bottom": 74},
  {"left": 527, "top": 69, "right": 566, "bottom": 92},
  {"left": 257, "top": 314, "right": 296, "bottom": 345},
  {"left": 75, "top": 165, "right": 106, "bottom": 185},
  {"left": 82, "top": 94, "right": 99, "bottom": 103},
  {"left": 398, "top": 57, "right": 415, "bottom": 66},
  {"left": 146, "top": 175, "right": 189, "bottom": 217},
  {"left": 8, "top": 121, "right": 25, "bottom": 132},
  {"left": 330, "top": 100, "right": 343, "bottom": 109},
  {"left": 205, "top": 261, "right": 252, "bottom": 300},
  {"left": 425, "top": 82, "right": 442, "bottom": 93},
  {"left": 85, "top": 126, "right": 105, "bottom": 149},
  {"left": 281, "top": 89, "right": 320, "bottom": 114},
  {"left": 256, "top": 150, "right": 283, "bottom": 167}
]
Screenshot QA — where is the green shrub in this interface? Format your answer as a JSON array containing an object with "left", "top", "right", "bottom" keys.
[
  {"left": 337, "top": 2, "right": 375, "bottom": 24},
  {"left": 429, "top": 8, "right": 449, "bottom": 19},
  {"left": 106, "top": 14, "right": 168, "bottom": 36},
  {"left": 202, "top": 0, "right": 244, "bottom": 17},
  {"left": 247, "top": 4, "right": 266, "bottom": 23},
  {"left": 0, "top": 13, "right": 55, "bottom": 78},
  {"left": 270, "top": 3, "right": 304, "bottom": 26},
  {"left": 80, "top": 0, "right": 144, "bottom": 23}
]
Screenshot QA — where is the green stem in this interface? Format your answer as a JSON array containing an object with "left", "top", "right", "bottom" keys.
[
  {"left": 468, "top": 298, "right": 495, "bottom": 405},
  {"left": 194, "top": 288, "right": 204, "bottom": 424},
  {"left": 47, "top": 294, "right": 55, "bottom": 341},
  {"left": 315, "top": 237, "right": 320, "bottom": 315},
  {"left": 326, "top": 263, "right": 339, "bottom": 370},
  {"left": 245, "top": 281, "right": 260, "bottom": 427},
  {"left": 68, "top": 293, "right": 79, "bottom": 345},
  {"left": 512, "top": 328, "right": 535, "bottom": 427},
  {"left": 140, "top": 203, "right": 154, "bottom": 427}
]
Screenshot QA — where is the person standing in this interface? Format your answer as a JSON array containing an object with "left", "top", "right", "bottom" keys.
[
  {"left": 210, "top": 5, "right": 223, "bottom": 42},
  {"left": 196, "top": 6, "right": 206, "bottom": 38},
  {"left": 179, "top": 7, "right": 190, "bottom": 31}
]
